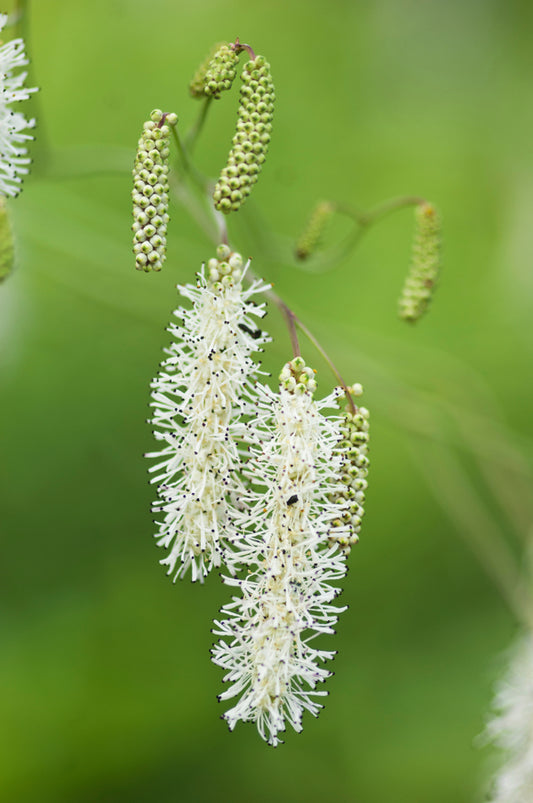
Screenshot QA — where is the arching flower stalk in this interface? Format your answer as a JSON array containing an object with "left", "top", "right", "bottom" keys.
[
  {"left": 212, "top": 358, "right": 354, "bottom": 745},
  {"left": 147, "top": 245, "right": 270, "bottom": 582},
  {"left": 485, "top": 632, "right": 533, "bottom": 802},
  {"left": 0, "top": 13, "right": 37, "bottom": 198}
]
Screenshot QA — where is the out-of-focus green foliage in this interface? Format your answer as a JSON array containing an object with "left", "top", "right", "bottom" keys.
[{"left": 1, "top": 1, "right": 533, "bottom": 801}]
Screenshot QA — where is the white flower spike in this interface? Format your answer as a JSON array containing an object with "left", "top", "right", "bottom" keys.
[
  {"left": 212, "top": 358, "right": 354, "bottom": 746},
  {"left": 147, "top": 245, "right": 269, "bottom": 582},
  {"left": 485, "top": 633, "right": 533, "bottom": 803},
  {"left": 0, "top": 14, "right": 37, "bottom": 198}
]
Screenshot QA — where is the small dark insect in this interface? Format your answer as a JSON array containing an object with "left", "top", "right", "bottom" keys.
[
  {"left": 287, "top": 494, "right": 298, "bottom": 506},
  {"left": 238, "top": 323, "right": 262, "bottom": 340}
]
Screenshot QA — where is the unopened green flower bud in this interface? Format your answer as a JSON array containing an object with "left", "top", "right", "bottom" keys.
[
  {"left": 295, "top": 200, "right": 335, "bottom": 260},
  {"left": 398, "top": 202, "right": 442, "bottom": 323},
  {"left": 132, "top": 110, "right": 176, "bottom": 272},
  {"left": 0, "top": 198, "right": 15, "bottom": 283},
  {"left": 329, "top": 390, "right": 370, "bottom": 554},
  {"left": 279, "top": 357, "right": 316, "bottom": 396},
  {"left": 213, "top": 55, "right": 275, "bottom": 214},
  {"left": 203, "top": 44, "right": 239, "bottom": 99},
  {"left": 206, "top": 244, "right": 246, "bottom": 288},
  {"left": 189, "top": 42, "right": 225, "bottom": 98}
]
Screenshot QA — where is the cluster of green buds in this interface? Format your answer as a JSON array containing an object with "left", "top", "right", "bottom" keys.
[
  {"left": 0, "top": 198, "right": 14, "bottom": 283},
  {"left": 202, "top": 43, "right": 239, "bottom": 99},
  {"left": 206, "top": 243, "right": 244, "bottom": 290},
  {"left": 132, "top": 109, "right": 177, "bottom": 272},
  {"left": 329, "top": 387, "right": 370, "bottom": 554},
  {"left": 295, "top": 200, "right": 335, "bottom": 260},
  {"left": 189, "top": 42, "right": 224, "bottom": 98},
  {"left": 213, "top": 55, "right": 275, "bottom": 214},
  {"left": 279, "top": 356, "right": 317, "bottom": 395},
  {"left": 398, "top": 202, "right": 441, "bottom": 322}
]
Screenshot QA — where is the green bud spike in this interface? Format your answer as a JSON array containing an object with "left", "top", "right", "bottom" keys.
[
  {"left": 131, "top": 110, "right": 176, "bottom": 273},
  {"left": 279, "top": 357, "right": 317, "bottom": 396},
  {"left": 295, "top": 201, "right": 335, "bottom": 260},
  {"left": 206, "top": 244, "right": 244, "bottom": 288},
  {"left": 213, "top": 55, "right": 275, "bottom": 214},
  {"left": 203, "top": 44, "right": 239, "bottom": 99},
  {"left": 0, "top": 198, "right": 15, "bottom": 283},
  {"left": 329, "top": 395, "right": 370, "bottom": 555},
  {"left": 189, "top": 42, "right": 225, "bottom": 98},
  {"left": 398, "top": 202, "right": 442, "bottom": 323}
]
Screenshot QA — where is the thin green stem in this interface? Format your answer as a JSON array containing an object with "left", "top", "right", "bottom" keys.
[
  {"left": 185, "top": 97, "right": 213, "bottom": 153},
  {"left": 336, "top": 195, "right": 425, "bottom": 228},
  {"left": 292, "top": 194, "right": 425, "bottom": 275},
  {"left": 277, "top": 301, "right": 301, "bottom": 358},
  {"left": 245, "top": 263, "right": 355, "bottom": 410},
  {"left": 294, "top": 315, "right": 356, "bottom": 413}
]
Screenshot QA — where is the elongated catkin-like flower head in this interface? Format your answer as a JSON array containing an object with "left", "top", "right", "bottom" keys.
[
  {"left": 398, "top": 202, "right": 441, "bottom": 322},
  {"left": 328, "top": 388, "right": 370, "bottom": 554},
  {"left": 0, "top": 13, "right": 37, "bottom": 198},
  {"left": 189, "top": 42, "right": 225, "bottom": 98},
  {"left": 485, "top": 633, "right": 533, "bottom": 802},
  {"left": 213, "top": 55, "right": 274, "bottom": 214},
  {"left": 132, "top": 110, "right": 177, "bottom": 272},
  {"left": 295, "top": 201, "right": 335, "bottom": 260},
  {"left": 203, "top": 43, "right": 239, "bottom": 99},
  {"left": 147, "top": 245, "right": 270, "bottom": 582},
  {"left": 212, "top": 359, "right": 352, "bottom": 745}
]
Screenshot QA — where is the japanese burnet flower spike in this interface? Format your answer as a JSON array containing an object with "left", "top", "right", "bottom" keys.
[
  {"left": 135, "top": 35, "right": 439, "bottom": 743},
  {"left": 212, "top": 359, "right": 368, "bottom": 745},
  {"left": 0, "top": 12, "right": 37, "bottom": 283},
  {"left": 147, "top": 245, "right": 270, "bottom": 582}
]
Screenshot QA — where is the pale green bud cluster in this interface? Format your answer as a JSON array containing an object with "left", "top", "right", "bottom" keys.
[
  {"left": 279, "top": 356, "right": 317, "bottom": 396},
  {"left": 398, "top": 202, "right": 441, "bottom": 322},
  {"left": 132, "top": 109, "right": 177, "bottom": 273},
  {"left": 295, "top": 200, "right": 335, "bottom": 260},
  {"left": 213, "top": 55, "right": 275, "bottom": 214},
  {"left": 207, "top": 243, "right": 245, "bottom": 291},
  {"left": 189, "top": 42, "right": 225, "bottom": 98},
  {"left": 203, "top": 44, "right": 239, "bottom": 99},
  {"left": 329, "top": 394, "right": 369, "bottom": 554},
  {"left": 0, "top": 198, "right": 14, "bottom": 283}
]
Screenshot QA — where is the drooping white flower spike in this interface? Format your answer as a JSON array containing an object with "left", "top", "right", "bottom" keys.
[
  {"left": 212, "top": 358, "right": 359, "bottom": 746},
  {"left": 0, "top": 13, "right": 37, "bottom": 198},
  {"left": 147, "top": 245, "right": 270, "bottom": 582},
  {"left": 485, "top": 632, "right": 533, "bottom": 802}
]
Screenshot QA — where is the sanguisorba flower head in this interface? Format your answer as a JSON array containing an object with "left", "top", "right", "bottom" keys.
[
  {"left": 0, "top": 13, "right": 37, "bottom": 198},
  {"left": 213, "top": 54, "right": 274, "bottom": 214},
  {"left": 147, "top": 245, "right": 270, "bottom": 582},
  {"left": 132, "top": 110, "right": 177, "bottom": 272},
  {"left": 485, "top": 633, "right": 533, "bottom": 802},
  {"left": 212, "top": 358, "right": 353, "bottom": 745},
  {"left": 398, "top": 202, "right": 442, "bottom": 323}
]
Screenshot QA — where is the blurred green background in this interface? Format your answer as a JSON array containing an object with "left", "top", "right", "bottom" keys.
[{"left": 1, "top": 0, "right": 533, "bottom": 801}]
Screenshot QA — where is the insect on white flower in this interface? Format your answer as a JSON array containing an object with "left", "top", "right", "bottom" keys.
[
  {"left": 0, "top": 13, "right": 37, "bottom": 198},
  {"left": 212, "top": 358, "right": 354, "bottom": 745},
  {"left": 147, "top": 245, "right": 270, "bottom": 582}
]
